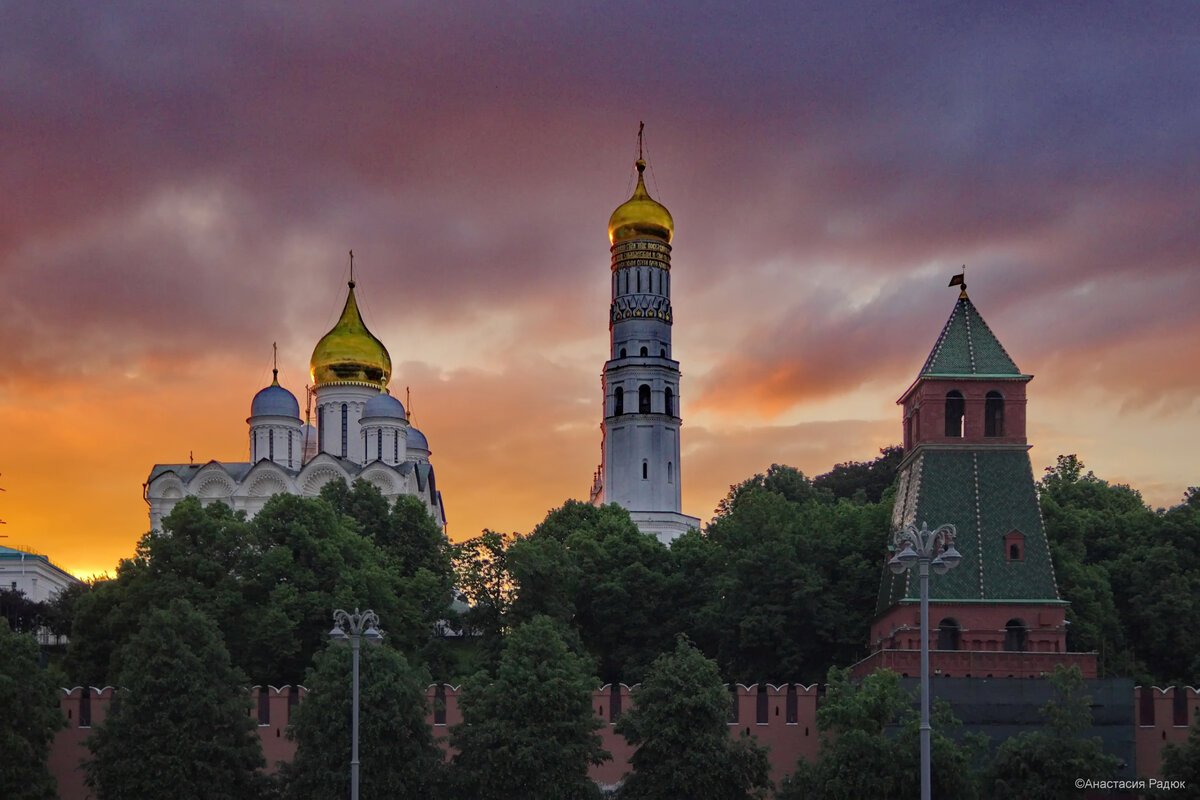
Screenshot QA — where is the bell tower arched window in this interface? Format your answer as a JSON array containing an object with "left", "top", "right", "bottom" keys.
[
  {"left": 944, "top": 391, "right": 964, "bottom": 438},
  {"left": 664, "top": 387, "right": 674, "bottom": 416},
  {"left": 614, "top": 387, "right": 624, "bottom": 416},
  {"left": 985, "top": 391, "right": 1004, "bottom": 437},
  {"left": 638, "top": 384, "right": 651, "bottom": 414},
  {"left": 938, "top": 618, "right": 961, "bottom": 651},
  {"left": 1004, "top": 619, "right": 1028, "bottom": 652}
]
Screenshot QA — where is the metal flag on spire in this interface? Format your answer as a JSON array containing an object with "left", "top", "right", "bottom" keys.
[
  {"left": 349, "top": 250, "right": 355, "bottom": 285},
  {"left": 949, "top": 266, "right": 967, "bottom": 297},
  {"left": 638, "top": 120, "right": 644, "bottom": 160}
]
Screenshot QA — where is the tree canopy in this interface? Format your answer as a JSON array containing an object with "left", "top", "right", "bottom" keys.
[
  {"left": 616, "top": 635, "right": 771, "bottom": 800},
  {"left": 281, "top": 641, "right": 444, "bottom": 798},
  {"left": 450, "top": 615, "right": 608, "bottom": 800},
  {"left": 0, "top": 619, "right": 65, "bottom": 800},
  {"left": 83, "top": 599, "right": 269, "bottom": 800}
]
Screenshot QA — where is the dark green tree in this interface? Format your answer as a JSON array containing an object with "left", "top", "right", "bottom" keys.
[
  {"left": 982, "top": 665, "right": 1119, "bottom": 800},
  {"left": 781, "top": 668, "right": 981, "bottom": 800},
  {"left": 281, "top": 642, "right": 444, "bottom": 798},
  {"left": 0, "top": 619, "right": 65, "bottom": 800},
  {"left": 1157, "top": 717, "right": 1200, "bottom": 799},
  {"left": 450, "top": 616, "right": 608, "bottom": 799},
  {"left": 84, "top": 599, "right": 269, "bottom": 799},
  {"left": 812, "top": 446, "right": 904, "bottom": 503},
  {"left": 616, "top": 635, "right": 771, "bottom": 799},
  {"left": 703, "top": 469, "right": 890, "bottom": 683},
  {"left": 451, "top": 529, "right": 513, "bottom": 665}
]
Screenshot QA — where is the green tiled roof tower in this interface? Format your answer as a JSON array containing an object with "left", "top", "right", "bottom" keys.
[{"left": 858, "top": 281, "right": 1088, "bottom": 679}]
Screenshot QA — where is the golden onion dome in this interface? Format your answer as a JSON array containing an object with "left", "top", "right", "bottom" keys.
[
  {"left": 309, "top": 281, "right": 391, "bottom": 389},
  {"left": 608, "top": 159, "right": 674, "bottom": 245}
]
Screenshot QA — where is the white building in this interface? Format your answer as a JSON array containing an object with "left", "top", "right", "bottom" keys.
[
  {"left": 145, "top": 278, "right": 446, "bottom": 530},
  {"left": 591, "top": 150, "right": 700, "bottom": 544},
  {"left": 0, "top": 544, "right": 81, "bottom": 603}
]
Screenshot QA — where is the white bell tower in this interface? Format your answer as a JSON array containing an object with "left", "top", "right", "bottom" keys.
[{"left": 593, "top": 128, "right": 699, "bottom": 544}]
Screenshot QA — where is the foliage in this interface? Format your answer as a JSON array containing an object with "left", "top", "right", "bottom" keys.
[
  {"left": 982, "top": 665, "right": 1119, "bottom": 800},
  {"left": 812, "top": 446, "right": 905, "bottom": 504},
  {"left": 0, "top": 619, "right": 65, "bottom": 800},
  {"left": 1157, "top": 717, "right": 1200, "bottom": 799},
  {"left": 1039, "top": 454, "right": 1200, "bottom": 683},
  {"left": 84, "top": 599, "right": 270, "bottom": 799},
  {"left": 66, "top": 487, "right": 455, "bottom": 687},
  {"left": 450, "top": 616, "right": 608, "bottom": 800},
  {"left": 616, "top": 635, "right": 771, "bottom": 800},
  {"left": 703, "top": 467, "right": 891, "bottom": 684},
  {"left": 281, "top": 642, "right": 445, "bottom": 798},
  {"left": 451, "top": 529, "right": 513, "bottom": 666},
  {"left": 780, "top": 667, "right": 982, "bottom": 800}
]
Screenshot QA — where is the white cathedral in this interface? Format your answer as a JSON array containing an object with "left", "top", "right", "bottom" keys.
[
  {"left": 591, "top": 150, "right": 700, "bottom": 543},
  {"left": 145, "top": 278, "right": 446, "bottom": 531}
]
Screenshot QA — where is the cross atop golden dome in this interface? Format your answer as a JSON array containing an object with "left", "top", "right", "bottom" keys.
[{"left": 608, "top": 124, "right": 674, "bottom": 245}]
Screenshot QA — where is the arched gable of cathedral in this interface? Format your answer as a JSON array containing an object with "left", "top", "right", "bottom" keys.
[
  {"left": 356, "top": 464, "right": 399, "bottom": 496},
  {"left": 297, "top": 455, "right": 351, "bottom": 497},
  {"left": 146, "top": 470, "right": 186, "bottom": 500},
  {"left": 242, "top": 461, "right": 295, "bottom": 498},
  {"left": 189, "top": 462, "right": 239, "bottom": 499}
]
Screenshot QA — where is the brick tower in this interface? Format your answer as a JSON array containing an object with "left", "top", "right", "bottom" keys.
[{"left": 858, "top": 280, "right": 1096, "bottom": 678}]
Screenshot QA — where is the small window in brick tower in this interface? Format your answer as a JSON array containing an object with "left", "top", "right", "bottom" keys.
[
  {"left": 944, "top": 391, "right": 964, "bottom": 437},
  {"left": 1005, "top": 530, "right": 1025, "bottom": 562},
  {"left": 985, "top": 391, "right": 1005, "bottom": 437}
]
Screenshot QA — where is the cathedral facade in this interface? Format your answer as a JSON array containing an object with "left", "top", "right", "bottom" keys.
[
  {"left": 144, "top": 278, "right": 445, "bottom": 531},
  {"left": 591, "top": 150, "right": 699, "bottom": 543}
]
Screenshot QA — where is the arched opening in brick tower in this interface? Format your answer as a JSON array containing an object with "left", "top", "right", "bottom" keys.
[
  {"left": 944, "top": 391, "right": 964, "bottom": 437},
  {"left": 985, "top": 390, "right": 1005, "bottom": 437}
]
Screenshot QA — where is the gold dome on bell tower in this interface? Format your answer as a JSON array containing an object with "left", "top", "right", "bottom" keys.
[
  {"left": 608, "top": 125, "right": 673, "bottom": 245},
  {"left": 309, "top": 278, "right": 391, "bottom": 389}
]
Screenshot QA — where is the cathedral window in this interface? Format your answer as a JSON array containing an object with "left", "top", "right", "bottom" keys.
[
  {"left": 642, "top": 460, "right": 648, "bottom": 480},
  {"left": 269, "top": 430, "right": 275, "bottom": 461},
  {"left": 394, "top": 431, "right": 399, "bottom": 463},
  {"left": 668, "top": 461, "right": 674, "bottom": 484},
  {"left": 377, "top": 430, "right": 383, "bottom": 461},
  {"left": 637, "top": 271, "right": 641, "bottom": 293},
  {"left": 1004, "top": 619, "right": 1028, "bottom": 652},
  {"left": 620, "top": 348, "right": 627, "bottom": 358},
  {"left": 639, "top": 384, "right": 651, "bottom": 414},
  {"left": 341, "top": 404, "right": 348, "bottom": 457},
  {"left": 614, "top": 387, "right": 624, "bottom": 415},
  {"left": 640, "top": 346, "right": 648, "bottom": 357},
  {"left": 660, "top": 348, "right": 666, "bottom": 358},
  {"left": 288, "top": 431, "right": 293, "bottom": 468},
  {"left": 985, "top": 391, "right": 1004, "bottom": 437},
  {"left": 665, "top": 386, "right": 674, "bottom": 416},
  {"left": 938, "top": 618, "right": 961, "bottom": 651},
  {"left": 944, "top": 391, "right": 964, "bottom": 437},
  {"left": 318, "top": 405, "right": 325, "bottom": 453}
]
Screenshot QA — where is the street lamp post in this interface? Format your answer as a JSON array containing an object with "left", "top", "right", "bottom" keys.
[
  {"left": 330, "top": 608, "right": 383, "bottom": 800},
  {"left": 888, "top": 522, "right": 961, "bottom": 800}
]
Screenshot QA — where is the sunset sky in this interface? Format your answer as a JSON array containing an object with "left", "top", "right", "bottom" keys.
[{"left": 3, "top": 3, "right": 1199, "bottom": 579}]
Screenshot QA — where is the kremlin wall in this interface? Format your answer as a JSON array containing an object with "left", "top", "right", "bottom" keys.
[{"left": 45, "top": 681, "right": 1200, "bottom": 797}]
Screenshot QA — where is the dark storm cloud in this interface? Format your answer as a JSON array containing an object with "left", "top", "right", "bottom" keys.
[{"left": 2, "top": 1, "right": 1198, "bottom": 403}]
